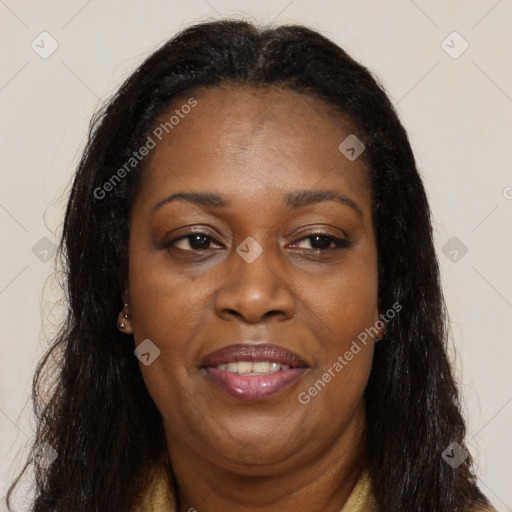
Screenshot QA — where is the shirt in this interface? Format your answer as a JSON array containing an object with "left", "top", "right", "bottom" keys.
[{"left": 138, "top": 456, "right": 495, "bottom": 512}]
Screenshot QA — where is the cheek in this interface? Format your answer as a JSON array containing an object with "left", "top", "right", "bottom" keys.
[
  {"left": 127, "top": 246, "right": 213, "bottom": 402},
  {"left": 127, "top": 244, "right": 206, "bottom": 340},
  {"left": 301, "top": 259, "right": 378, "bottom": 408},
  {"left": 127, "top": 259, "right": 202, "bottom": 419},
  {"left": 299, "top": 321, "right": 374, "bottom": 429},
  {"left": 319, "top": 343, "right": 374, "bottom": 404},
  {"left": 312, "top": 257, "right": 379, "bottom": 342}
]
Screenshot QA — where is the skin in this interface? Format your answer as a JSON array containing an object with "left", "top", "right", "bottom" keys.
[{"left": 124, "top": 85, "right": 383, "bottom": 512}]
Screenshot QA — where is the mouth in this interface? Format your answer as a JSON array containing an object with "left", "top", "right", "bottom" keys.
[{"left": 201, "top": 343, "right": 308, "bottom": 401}]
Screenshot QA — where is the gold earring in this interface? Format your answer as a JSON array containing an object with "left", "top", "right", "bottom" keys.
[{"left": 118, "top": 321, "right": 126, "bottom": 329}]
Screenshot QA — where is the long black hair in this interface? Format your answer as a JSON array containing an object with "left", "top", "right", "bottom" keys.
[{"left": 8, "top": 19, "right": 491, "bottom": 511}]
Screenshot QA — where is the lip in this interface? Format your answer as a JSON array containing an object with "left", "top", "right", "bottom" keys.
[
  {"left": 202, "top": 343, "right": 308, "bottom": 401},
  {"left": 202, "top": 343, "right": 308, "bottom": 368}
]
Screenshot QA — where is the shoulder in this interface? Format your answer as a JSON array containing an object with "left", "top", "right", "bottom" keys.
[{"left": 341, "top": 470, "right": 497, "bottom": 512}]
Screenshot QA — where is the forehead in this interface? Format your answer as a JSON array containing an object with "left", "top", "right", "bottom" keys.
[{"left": 137, "top": 85, "right": 371, "bottom": 212}]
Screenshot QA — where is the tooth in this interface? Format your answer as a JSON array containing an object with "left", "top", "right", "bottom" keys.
[
  {"left": 218, "top": 361, "right": 292, "bottom": 373},
  {"left": 226, "top": 362, "right": 238, "bottom": 372},
  {"left": 252, "top": 361, "right": 271, "bottom": 373},
  {"left": 269, "top": 362, "right": 281, "bottom": 372},
  {"left": 236, "top": 361, "right": 253, "bottom": 374}
]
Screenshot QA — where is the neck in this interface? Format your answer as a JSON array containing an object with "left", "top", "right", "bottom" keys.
[{"left": 165, "top": 402, "right": 367, "bottom": 512}]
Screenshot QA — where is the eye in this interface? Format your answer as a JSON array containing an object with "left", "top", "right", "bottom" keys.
[
  {"left": 289, "top": 233, "right": 351, "bottom": 251},
  {"left": 165, "top": 231, "right": 350, "bottom": 254},
  {"left": 169, "top": 232, "right": 223, "bottom": 252}
]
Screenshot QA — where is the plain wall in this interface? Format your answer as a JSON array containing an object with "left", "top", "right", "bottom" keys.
[{"left": 1, "top": 0, "right": 511, "bottom": 509}]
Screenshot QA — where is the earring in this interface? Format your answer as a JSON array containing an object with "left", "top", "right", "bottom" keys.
[
  {"left": 118, "top": 288, "right": 132, "bottom": 332},
  {"left": 117, "top": 310, "right": 132, "bottom": 333},
  {"left": 377, "top": 327, "right": 386, "bottom": 341}
]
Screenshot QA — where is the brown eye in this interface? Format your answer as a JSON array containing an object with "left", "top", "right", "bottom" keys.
[
  {"left": 290, "top": 233, "right": 351, "bottom": 251},
  {"left": 168, "top": 232, "right": 223, "bottom": 252}
]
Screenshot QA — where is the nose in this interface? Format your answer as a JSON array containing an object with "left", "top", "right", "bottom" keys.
[{"left": 214, "top": 242, "right": 296, "bottom": 324}]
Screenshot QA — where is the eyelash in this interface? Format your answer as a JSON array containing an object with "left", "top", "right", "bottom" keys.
[{"left": 166, "top": 231, "right": 351, "bottom": 253}]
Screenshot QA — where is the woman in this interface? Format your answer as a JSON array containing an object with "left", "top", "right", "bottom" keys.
[{"left": 8, "top": 19, "right": 496, "bottom": 511}]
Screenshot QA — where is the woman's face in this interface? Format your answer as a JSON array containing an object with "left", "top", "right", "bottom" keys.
[{"left": 127, "top": 85, "right": 381, "bottom": 475}]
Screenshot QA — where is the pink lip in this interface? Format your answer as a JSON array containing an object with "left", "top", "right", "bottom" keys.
[
  {"left": 204, "top": 367, "right": 306, "bottom": 400},
  {"left": 202, "top": 343, "right": 308, "bottom": 401}
]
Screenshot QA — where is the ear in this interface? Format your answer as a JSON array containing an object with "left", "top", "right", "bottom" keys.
[
  {"left": 373, "top": 305, "right": 386, "bottom": 342},
  {"left": 121, "top": 286, "right": 129, "bottom": 309}
]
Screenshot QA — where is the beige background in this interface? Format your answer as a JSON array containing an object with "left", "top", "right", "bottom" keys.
[{"left": 1, "top": 0, "right": 511, "bottom": 510}]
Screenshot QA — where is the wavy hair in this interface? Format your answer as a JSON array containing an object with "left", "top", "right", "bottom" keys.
[{"left": 8, "top": 19, "right": 490, "bottom": 511}]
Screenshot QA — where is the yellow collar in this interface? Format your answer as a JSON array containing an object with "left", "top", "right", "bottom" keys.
[{"left": 138, "top": 458, "right": 377, "bottom": 512}]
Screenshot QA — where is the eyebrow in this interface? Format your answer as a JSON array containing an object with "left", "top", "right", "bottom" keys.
[{"left": 151, "top": 190, "right": 363, "bottom": 218}]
